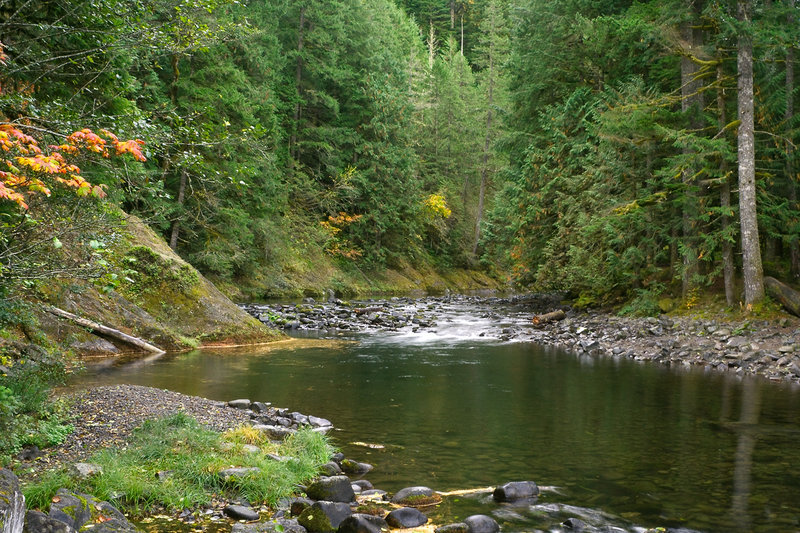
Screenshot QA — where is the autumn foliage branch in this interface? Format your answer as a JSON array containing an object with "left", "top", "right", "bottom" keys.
[{"left": 0, "top": 124, "right": 146, "bottom": 210}]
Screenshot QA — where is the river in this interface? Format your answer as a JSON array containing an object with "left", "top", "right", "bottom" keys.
[{"left": 74, "top": 299, "right": 800, "bottom": 532}]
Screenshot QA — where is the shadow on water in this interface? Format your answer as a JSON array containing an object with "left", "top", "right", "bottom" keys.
[{"left": 72, "top": 307, "right": 800, "bottom": 533}]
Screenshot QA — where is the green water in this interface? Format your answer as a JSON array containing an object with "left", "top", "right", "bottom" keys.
[{"left": 77, "top": 329, "right": 800, "bottom": 532}]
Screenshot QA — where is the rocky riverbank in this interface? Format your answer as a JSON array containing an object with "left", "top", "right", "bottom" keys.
[
  {"left": 4, "top": 386, "right": 678, "bottom": 533},
  {"left": 244, "top": 293, "right": 800, "bottom": 385}
]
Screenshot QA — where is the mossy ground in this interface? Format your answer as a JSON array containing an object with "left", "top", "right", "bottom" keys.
[{"left": 22, "top": 414, "right": 334, "bottom": 515}]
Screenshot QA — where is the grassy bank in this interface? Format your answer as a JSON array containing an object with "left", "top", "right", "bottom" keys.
[{"left": 23, "top": 414, "right": 333, "bottom": 514}]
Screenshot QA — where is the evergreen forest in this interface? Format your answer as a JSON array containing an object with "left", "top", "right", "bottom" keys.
[{"left": 2, "top": 0, "right": 799, "bottom": 310}]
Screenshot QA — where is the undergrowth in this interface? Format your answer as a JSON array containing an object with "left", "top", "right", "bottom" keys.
[{"left": 23, "top": 413, "right": 334, "bottom": 513}]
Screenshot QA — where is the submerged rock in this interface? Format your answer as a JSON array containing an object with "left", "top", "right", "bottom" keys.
[
  {"left": 390, "top": 486, "right": 440, "bottom": 506},
  {"left": 463, "top": 515, "right": 499, "bottom": 533},
  {"left": 492, "top": 481, "right": 539, "bottom": 502},
  {"left": 434, "top": 524, "right": 469, "bottom": 533},
  {"left": 385, "top": 507, "right": 428, "bottom": 528},
  {"left": 232, "top": 518, "right": 307, "bottom": 533}
]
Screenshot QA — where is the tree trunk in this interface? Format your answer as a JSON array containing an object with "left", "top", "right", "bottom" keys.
[
  {"left": 717, "top": 61, "right": 736, "bottom": 306},
  {"left": 460, "top": 14, "right": 464, "bottom": 56},
  {"left": 427, "top": 19, "right": 436, "bottom": 70},
  {"left": 473, "top": 41, "right": 493, "bottom": 258},
  {"left": 290, "top": 6, "right": 306, "bottom": 166},
  {"left": 169, "top": 168, "right": 188, "bottom": 251},
  {"left": 787, "top": 0, "right": 799, "bottom": 278},
  {"left": 737, "top": 0, "right": 765, "bottom": 305},
  {"left": 764, "top": 276, "right": 800, "bottom": 316},
  {"left": 450, "top": 0, "right": 456, "bottom": 29},
  {"left": 680, "top": 3, "right": 704, "bottom": 299},
  {"left": 47, "top": 307, "right": 165, "bottom": 354}
]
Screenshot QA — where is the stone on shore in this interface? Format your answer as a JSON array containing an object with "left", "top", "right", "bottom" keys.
[
  {"left": 306, "top": 476, "right": 356, "bottom": 503},
  {"left": 337, "top": 514, "right": 389, "bottom": 533},
  {"left": 340, "top": 460, "right": 373, "bottom": 476},
  {"left": 434, "top": 523, "right": 469, "bottom": 533},
  {"left": 229, "top": 399, "right": 252, "bottom": 410},
  {"left": 70, "top": 462, "right": 103, "bottom": 479},
  {"left": 220, "top": 467, "right": 261, "bottom": 480},
  {"left": 24, "top": 510, "right": 73, "bottom": 533},
  {"left": 385, "top": 507, "right": 428, "bottom": 528},
  {"left": 224, "top": 504, "right": 261, "bottom": 521},
  {"left": 298, "top": 501, "right": 353, "bottom": 532},
  {"left": 0, "top": 469, "right": 25, "bottom": 533},
  {"left": 492, "top": 481, "right": 539, "bottom": 502}
]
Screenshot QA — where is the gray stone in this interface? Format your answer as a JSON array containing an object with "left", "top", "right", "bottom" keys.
[
  {"left": 308, "top": 416, "right": 332, "bottom": 428},
  {"left": 243, "top": 444, "right": 261, "bottom": 454},
  {"left": 386, "top": 507, "right": 428, "bottom": 528},
  {"left": 253, "top": 425, "right": 297, "bottom": 440},
  {"left": 351, "top": 480, "right": 373, "bottom": 491},
  {"left": 337, "top": 514, "right": 388, "bottom": 533},
  {"left": 232, "top": 518, "right": 307, "bottom": 533},
  {"left": 321, "top": 462, "right": 343, "bottom": 476},
  {"left": 290, "top": 498, "right": 314, "bottom": 517},
  {"left": 0, "top": 469, "right": 25, "bottom": 533},
  {"left": 435, "top": 523, "right": 469, "bottom": 533},
  {"left": 298, "top": 501, "right": 352, "bottom": 532},
  {"left": 252, "top": 402, "right": 272, "bottom": 413},
  {"left": 224, "top": 505, "right": 260, "bottom": 521},
  {"left": 563, "top": 517, "right": 587, "bottom": 531},
  {"left": 229, "top": 399, "right": 252, "bottom": 410},
  {"left": 24, "top": 510, "right": 74, "bottom": 533},
  {"left": 306, "top": 476, "right": 356, "bottom": 503},
  {"left": 71, "top": 462, "right": 103, "bottom": 479},
  {"left": 464, "top": 515, "right": 499, "bottom": 533},
  {"left": 390, "top": 486, "right": 435, "bottom": 505},
  {"left": 493, "top": 481, "right": 539, "bottom": 502},
  {"left": 220, "top": 467, "right": 261, "bottom": 480},
  {"left": 340, "top": 460, "right": 373, "bottom": 476}
]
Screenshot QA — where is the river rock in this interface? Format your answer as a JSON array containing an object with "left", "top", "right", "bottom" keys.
[
  {"left": 290, "top": 498, "right": 314, "bottom": 517},
  {"left": 562, "top": 517, "right": 587, "bottom": 530},
  {"left": 48, "top": 489, "right": 138, "bottom": 532},
  {"left": 298, "top": 501, "right": 352, "bottom": 532},
  {"left": 434, "top": 523, "right": 469, "bottom": 533},
  {"left": 252, "top": 401, "right": 272, "bottom": 413},
  {"left": 229, "top": 399, "right": 252, "bottom": 410},
  {"left": 220, "top": 467, "right": 261, "bottom": 480},
  {"left": 24, "top": 510, "right": 73, "bottom": 533},
  {"left": 385, "top": 507, "right": 428, "bottom": 528},
  {"left": 0, "top": 469, "right": 25, "bottom": 533},
  {"left": 336, "top": 514, "right": 388, "bottom": 533},
  {"left": 358, "top": 490, "right": 388, "bottom": 502},
  {"left": 232, "top": 518, "right": 308, "bottom": 533},
  {"left": 340, "top": 460, "right": 373, "bottom": 475},
  {"left": 71, "top": 463, "right": 103, "bottom": 479},
  {"left": 321, "top": 462, "right": 343, "bottom": 476},
  {"left": 253, "top": 424, "right": 297, "bottom": 440},
  {"left": 309, "top": 416, "right": 332, "bottom": 428},
  {"left": 351, "top": 480, "right": 373, "bottom": 491},
  {"left": 390, "top": 486, "right": 439, "bottom": 506},
  {"left": 492, "top": 481, "right": 539, "bottom": 502},
  {"left": 225, "top": 504, "right": 260, "bottom": 521},
  {"left": 306, "top": 476, "right": 356, "bottom": 503},
  {"left": 463, "top": 515, "right": 499, "bottom": 533}
]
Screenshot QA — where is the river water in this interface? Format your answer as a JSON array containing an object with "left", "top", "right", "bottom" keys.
[{"left": 75, "top": 301, "right": 800, "bottom": 532}]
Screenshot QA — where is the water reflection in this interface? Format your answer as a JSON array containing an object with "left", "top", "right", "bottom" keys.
[{"left": 72, "top": 329, "right": 800, "bottom": 532}]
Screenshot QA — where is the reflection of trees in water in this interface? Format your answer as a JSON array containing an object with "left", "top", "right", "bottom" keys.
[{"left": 731, "top": 378, "right": 761, "bottom": 532}]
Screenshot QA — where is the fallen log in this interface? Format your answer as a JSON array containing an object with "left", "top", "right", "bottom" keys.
[
  {"left": 532, "top": 309, "right": 566, "bottom": 325},
  {"left": 765, "top": 276, "right": 800, "bottom": 317},
  {"left": 46, "top": 306, "right": 166, "bottom": 354}
]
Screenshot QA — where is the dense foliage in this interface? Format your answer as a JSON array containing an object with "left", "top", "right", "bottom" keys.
[{"left": 1, "top": 0, "right": 799, "bottom": 306}]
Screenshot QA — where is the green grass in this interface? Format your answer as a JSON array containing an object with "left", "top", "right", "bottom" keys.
[{"left": 23, "top": 413, "right": 334, "bottom": 514}]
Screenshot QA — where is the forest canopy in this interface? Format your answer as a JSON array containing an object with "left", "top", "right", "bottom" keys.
[{"left": 1, "top": 0, "right": 798, "bottom": 308}]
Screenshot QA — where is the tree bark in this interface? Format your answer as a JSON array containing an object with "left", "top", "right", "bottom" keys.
[
  {"left": 47, "top": 307, "right": 165, "bottom": 354},
  {"left": 290, "top": 6, "right": 306, "bottom": 166},
  {"left": 532, "top": 309, "right": 566, "bottom": 325},
  {"left": 169, "top": 168, "right": 188, "bottom": 251},
  {"left": 473, "top": 8, "right": 496, "bottom": 258},
  {"left": 737, "top": 0, "right": 764, "bottom": 305},
  {"left": 717, "top": 61, "right": 736, "bottom": 306},
  {"left": 787, "top": 0, "right": 799, "bottom": 278},
  {"left": 680, "top": 2, "right": 704, "bottom": 299},
  {"left": 764, "top": 276, "right": 800, "bottom": 316}
]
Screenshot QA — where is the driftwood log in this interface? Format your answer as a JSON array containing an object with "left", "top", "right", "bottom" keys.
[
  {"left": 765, "top": 276, "right": 800, "bottom": 317},
  {"left": 532, "top": 309, "right": 566, "bottom": 325},
  {"left": 47, "top": 306, "right": 166, "bottom": 354}
]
